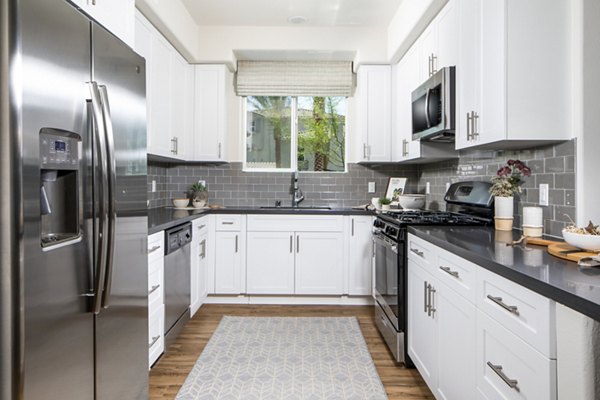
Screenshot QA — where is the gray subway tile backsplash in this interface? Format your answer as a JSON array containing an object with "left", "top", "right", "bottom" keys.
[{"left": 148, "top": 139, "right": 576, "bottom": 237}]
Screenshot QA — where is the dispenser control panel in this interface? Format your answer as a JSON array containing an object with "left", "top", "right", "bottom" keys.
[{"left": 40, "top": 133, "right": 79, "bottom": 169}]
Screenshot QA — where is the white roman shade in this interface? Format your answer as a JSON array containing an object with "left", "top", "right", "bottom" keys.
[{"left": 236, "top": 60, "right": 354, "bottom": 97}]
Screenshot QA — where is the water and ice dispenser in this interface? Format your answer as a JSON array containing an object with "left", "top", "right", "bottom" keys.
[{"left": 39, "top": 129, "right": 81, "bottom": 248}]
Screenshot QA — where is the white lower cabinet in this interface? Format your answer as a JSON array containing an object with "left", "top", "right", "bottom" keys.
[
  {"left": 213, "top": 215, "right": 245, "bottom": 294},
  {"left": 347, "top": 216, "right": 373, "bottom": 296},
  {"left": 295, "top": 232, "right": 344, "bottom": 295},
  {"left": 477, "top": 311, "right": 557, "bottom": 400},
  {"left": 246, "top": 231, "right": 295, "bottom": 294},
  {"left": 190, "top": 216, "right": 210, "bottom": 316},
  {"left": 407, "top": 233, "right": 557, "bottom": 400},
  {"left": 147, "top": 231, "right": 164, "bottom": 368}
]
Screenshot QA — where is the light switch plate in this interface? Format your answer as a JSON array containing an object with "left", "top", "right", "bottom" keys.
[
  {"left": 539, "top": 183, "right": 549, "bottom": 206},
  {"left": 198, "top": 180, "right": 206, "bottom": 187},
  {"left": 426, "top": 182, "right": 431, "bottom": 194},
  {"left": 151, "top": 180, "right": 156, "bottom": 193},
  {"left": 368, "top": 182, "right": 375, "bottom": 193}
]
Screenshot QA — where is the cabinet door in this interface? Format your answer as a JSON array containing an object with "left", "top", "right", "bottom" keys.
[
  {"left": 347, "top": 216, "right": 373, "bottom": 295},
  {"left": 214, "top": 231, "right": 242, "bottom": 294},
  {"left": 170, "top": 53, "right": 194, "bottom": 160},
  {"left": 436, "top": 282, "right": 477, "bottom": 400},
  {"left": 295, "top": 232, "right": 344, "bottom": 295},
  {"left": 393, "top": 44, "right": 421, "bottom": 162},
  {"left": 76, "top": 0, "right": 135, "bottom": 47},
  {"left": 419, "top": 24, "right": 438, "bottom": 79},
  {"left": 357, "top": 66, "right": 391, "bottom": 162},
  {"left": 436, "top": 0, "right": 458, "bottom": 70},
  {"left": 246, "top": 232, "right": 295, "bottom": 294},
  {"left": 456, "top": 0, "right": 482, "bottom": 150},
  {"left": 194, "top": 65, "right": 226, "bottom": 161},
  {"left": 407, "top": 260, "right": 437, "bottom": 390}
]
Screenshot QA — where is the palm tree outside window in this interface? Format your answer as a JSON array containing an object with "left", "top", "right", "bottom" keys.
[{"left": 245, "top": 96, "right": 346, "bottom": 172}]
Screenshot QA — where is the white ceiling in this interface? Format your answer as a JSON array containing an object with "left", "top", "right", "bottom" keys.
[{"left": 180, "top": 0, "right": 404, "bottom": 27}]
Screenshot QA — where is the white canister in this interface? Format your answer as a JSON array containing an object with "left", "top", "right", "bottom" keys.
[
  {"left": 494, "top": 196, "right": 514, "bottom": 218},
  {"left": 523, "top": 207, "right": 543, "bottom": 226}
]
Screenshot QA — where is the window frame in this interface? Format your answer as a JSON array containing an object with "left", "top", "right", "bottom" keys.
[{"left": 242, "top": 96, "right": 347, "bottom": 173}]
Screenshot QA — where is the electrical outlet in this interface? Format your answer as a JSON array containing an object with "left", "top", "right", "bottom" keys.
[
  {"left": 368, "top": 182, "right": 375, "bottom": 193},
  {"left": 198, "top": 180, "right": 206, "bottom": 187},
  {"left": 425, "top": 182, "right": 431, "bottom": 194},
  {"left": 539, "top": 183, "right": 549, "bottom": 206},
  {"left": 151, "top": 180, "right": 156, "bottom": 193}
]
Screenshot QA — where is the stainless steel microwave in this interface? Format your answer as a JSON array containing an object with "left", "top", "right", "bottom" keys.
[{"left": 411, "top": 66, "right": 455, "bottom": 142}]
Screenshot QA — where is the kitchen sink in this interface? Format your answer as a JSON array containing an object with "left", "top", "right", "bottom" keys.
[{"left": 260, "top": 206, "right": 332, "bottom": 210}]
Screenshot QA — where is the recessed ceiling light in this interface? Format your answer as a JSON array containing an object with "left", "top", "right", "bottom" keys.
[{"left": 287, "top": 15, "right": 308, "bottom": 25}]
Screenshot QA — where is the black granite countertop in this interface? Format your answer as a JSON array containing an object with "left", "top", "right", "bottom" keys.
[
  {"left": 148, "top": 206, "right": 375, "bottom": 235},
  {"left": 408, "top": 226, "right": 600, "bottom": 321}
]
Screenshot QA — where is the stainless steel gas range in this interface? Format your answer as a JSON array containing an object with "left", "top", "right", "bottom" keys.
[{"left": 373, "top": 181, "right": 494, "bottom": 365}]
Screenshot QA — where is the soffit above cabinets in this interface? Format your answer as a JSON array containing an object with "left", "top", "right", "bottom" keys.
[{"left": 180, "top": 0, "right": 403, "bottom": 27}]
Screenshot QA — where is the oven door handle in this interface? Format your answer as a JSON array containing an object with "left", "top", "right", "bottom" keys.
[{"left": 373, "top": 233, "right": 398, "bottom": 254}]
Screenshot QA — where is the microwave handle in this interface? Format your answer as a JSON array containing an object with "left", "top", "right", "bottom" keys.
[{"left": 424, "top": 88, "right": 431, "bottom": 128}]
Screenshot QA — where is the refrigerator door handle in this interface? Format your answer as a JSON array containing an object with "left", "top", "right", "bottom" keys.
[
  {"left": 98, "top": 85, "right": 117, "bottom": 309},
  {"left": 88, "top": 81, "right": 109, "bottom": 314}
]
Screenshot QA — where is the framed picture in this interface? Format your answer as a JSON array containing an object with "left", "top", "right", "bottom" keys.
[{"left": 385, "top": 178, "right": 407, "bottom": 201}]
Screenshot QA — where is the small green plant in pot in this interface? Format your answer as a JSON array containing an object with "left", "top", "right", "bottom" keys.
[
  {"left": 187, "top": 182, "right": 208, "bottom": 208},
  {"left": 379, "top": 197, "right": 392, "bottom": 211}
]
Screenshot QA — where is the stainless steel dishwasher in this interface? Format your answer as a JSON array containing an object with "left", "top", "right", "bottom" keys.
[{"left": 164, "top": 222, "right": 192, "bottom": 348}]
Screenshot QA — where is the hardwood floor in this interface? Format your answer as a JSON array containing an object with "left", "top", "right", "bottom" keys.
[{"left": 149, "top": 304, "right": 434, "bottom": 399}]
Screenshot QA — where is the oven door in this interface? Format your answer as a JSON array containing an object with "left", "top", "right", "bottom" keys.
[{"left": 373, "top": 232, "right": 400, "bottom": 331}]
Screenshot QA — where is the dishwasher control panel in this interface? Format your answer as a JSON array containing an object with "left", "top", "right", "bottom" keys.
[{"left": 164, "top": 222, "right": 192, "bottom": 255}]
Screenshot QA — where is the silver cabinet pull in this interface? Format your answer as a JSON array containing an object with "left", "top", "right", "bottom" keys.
[
  {"left": 473, "top": 112, "right": 479, "bottom": 139},
  {"left": 148, "top": 284, "right": 160, "bottom": 295},
  {"left": 424, "top": 281, "right": 429, "bottom": 313},
  {"left": 171, "top": 137, "right": 178, "bottom": 154},
  {"left": 466, "top": 112, "right": 472, "bottom": 140},
  {"left": 235, "top": 235, "right": 238, "bottom": 253},
  {"left": 467, "top": 111, "right": 479, "bottom": 141},
  {"left": 148, "top": 245, "right": 161, "bottom": 254},
  {"left": 439, "top": 265, "right": 460, "bottom": 278},
  {"left": 410, "top": 248, "right": 424, "bottom": 258},
  {"left": 218, "top": 142, "right": 222, "bottom": 159},
  {"left": 487, "top": 295, "right": 520, "bottom": 316},
  {"left": 428, "top": 55, "right": 432, "bottom": 77},
  {"left": 363, "top": 143, "right": 368, "bottom": 159},
  {"left": 289, "top": 235, "right": 293, "bottom": 253},
  {"left": 197, "top": 224, "right": 206, "bottom": 230},
  {"left": 200, "top": 239, "right": 206, "bottom": 259},
  {"left": 487, "top": 362, "right": 520, "bottom": 391},
  {"left": 222, "top": 221, "right": 234, "bottom": 225},
  {"left": 351, "top": 218, "right": 355, "bottom": 236},
  {"left": 427, "top": 284, "right": 436, "bottom": 317},
  {"left": 430, "top": 53, "right": 437, "bottom": 75},
  {"left": 296, "top": 235, "right": 300, "bottom": 253},
  {"left": 149, "top": 335, "right": 160, "bottom": 349},
  {"left": 402, "top": 139, "right": 409, "bottom": 157}
]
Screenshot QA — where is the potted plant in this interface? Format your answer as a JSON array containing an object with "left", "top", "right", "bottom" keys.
[
  {"left": 379, "top": 197, "right": 392, "bottom": 211},
  {"left": 187, "top": 182, "right": 208, "bottom": 208},
  {"left": 490, "top": 159, "right": 531, "bottom": 230}
]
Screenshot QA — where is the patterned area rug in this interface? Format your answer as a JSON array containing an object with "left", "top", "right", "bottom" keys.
[{"left": 175, "top": 316, "right": 388, "bottom": 400}]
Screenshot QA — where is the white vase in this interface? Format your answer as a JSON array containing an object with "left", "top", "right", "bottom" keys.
[
  {"left": 381, "top": 204, "right": 391, "bottom": 211},
  {"left": 494, "top": 196, "right": 514, "bottom": 218}
]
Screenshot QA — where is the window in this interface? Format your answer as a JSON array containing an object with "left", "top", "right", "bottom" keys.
[{"left": 245, "top": 96, "right": 346, "bottom": 172}]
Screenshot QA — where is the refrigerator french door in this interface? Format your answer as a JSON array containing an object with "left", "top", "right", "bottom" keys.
[{"left": 7, "top": 0, "right": 149, "bottom": 399}]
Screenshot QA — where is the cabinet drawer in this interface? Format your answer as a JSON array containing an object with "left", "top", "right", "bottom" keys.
[
  {"left": 148, "top": 266, "right": 163, "bottom": 307},
  {"left": 477, "top": 311, "right": 556, "bottom": 400},
  {"left": 215, "top": 215, "right": 242, "bottom": 231},
  {"left": 407, "top": 234, "right": 436, "bottom": 269},
  {"left": 148, "top": 304, "right": 164, "bottom": 368},
  {"left": 147, "top": 231, "right": 164, "bottom": 263},
  {"left": 247, "top": 215, "right": 344, "bottom": 232},
  {"left": 477, "top": 268, "right": 556, "bottom": 358},
  {"left": 435, "top": 249, "right": 477, "bottom": 303},
  {"left": 193, "top": 216, "right": 209, "bottom": 234}
]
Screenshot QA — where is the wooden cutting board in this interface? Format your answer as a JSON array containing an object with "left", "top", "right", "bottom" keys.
[{"left": 526, "top": 237, "right": 598, "bottom": 262}]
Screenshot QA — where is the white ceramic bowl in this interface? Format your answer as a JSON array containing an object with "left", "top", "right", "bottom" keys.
[
  {"left": 562, "top": 229, "right": 600, "bottom": 252},
  {"left": 172, "top": 198, "right": 189, "bottom": 208},
  {"left": 397, "top": 194, "right": 426, "bottom": 210}
]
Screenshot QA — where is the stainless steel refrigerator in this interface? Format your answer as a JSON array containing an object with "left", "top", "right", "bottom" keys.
[{"left": 0, "top": 0, "right": 148, "bottom": 399}]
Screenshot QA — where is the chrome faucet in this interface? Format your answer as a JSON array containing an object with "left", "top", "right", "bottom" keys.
[{"left": 291, "top": 171, "right": 304, "bottom": 207}]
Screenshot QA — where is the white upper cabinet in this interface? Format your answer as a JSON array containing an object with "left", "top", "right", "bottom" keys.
[
  {"left": 71, "top": 0, "right": 135, "bottom": 47},
  {"left": 356, "top": 65, "right": 392, "bottom": 163},
  {"left": 170, "top": 53, "right": 195, "bottom": 160},
  {"left": 456, "top": 0, "right": 570, "bottom": 150},
  {"left": 391, "top": 0, "right": 458, "bottom": 164},
  {"left": 194, "top": 65, "right": 228, "bottom": 162}
]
